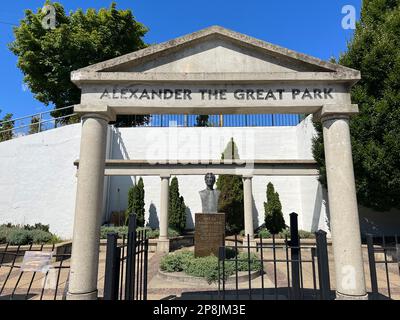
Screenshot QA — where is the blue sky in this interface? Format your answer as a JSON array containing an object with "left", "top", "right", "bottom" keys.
[{"left": 0, "top": 0, "right": 361, "bottom": 119}]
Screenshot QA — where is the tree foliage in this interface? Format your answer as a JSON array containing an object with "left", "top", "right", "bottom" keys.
[
  {"left": 126, "top": 177, "right": 145, "bottom": 227},
  {"left": 0, "top": 111, "right": 14, "bottom": 142},
  {"left": 196, "top": 115, "right": 210, "bottom": 127},
  {"left": 313, "top": 0, "right": 400, "bottom": 211},
  {"left": 168, "top": 177, "right": 186, "bottom": 232},
  {"left": 9, "top": 1, "right": 149, "bottom": 126},
  {"left": 29, "top": 116, "right": 40, "bottom": 134},
  {"left": 264, "top": 182, "right": 285, "bottom": 234},
  {"left": 216, "top": 138, "right": 244, "bottom": 234}
]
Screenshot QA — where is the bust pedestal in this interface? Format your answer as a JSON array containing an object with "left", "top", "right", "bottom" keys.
[{"left": 194, "top": 213, "right": 225, "bottom": 257}]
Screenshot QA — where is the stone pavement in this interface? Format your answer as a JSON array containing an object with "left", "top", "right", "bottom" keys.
[{"left": 0, "top": 245, "right": 399, "bottom": 300}]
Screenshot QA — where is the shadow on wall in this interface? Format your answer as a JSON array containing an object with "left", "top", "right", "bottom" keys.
[
  {"left": 186, "top": 207, "right": 194, "bottom": 230},
  {"left": 252, "top": 196, "right": 259, "bottom": 231},
  {"left": 311, "top": 183, "right": 330, "bottom": 233},
  {"left": 106, "top": 128, "right": 134, "bottom": 222},
  {"left": 113, "top": 127, "right": 130, "bottom": 160},
  {"left": 148, "top": 203, "right": 159, "bottom": 229}
]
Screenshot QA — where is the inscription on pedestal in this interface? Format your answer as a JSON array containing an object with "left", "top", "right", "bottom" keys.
[{"left": 194, "top": 213, "right": 225, "bottom": 257}]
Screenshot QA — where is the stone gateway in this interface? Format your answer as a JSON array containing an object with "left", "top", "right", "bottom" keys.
[{"left": 67, "top": 26, "right": 367, "bottom": 300}]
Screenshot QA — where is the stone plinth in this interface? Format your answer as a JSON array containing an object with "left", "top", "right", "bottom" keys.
[{"left": 194, "top": 213, "right": 225, "bottom": 257}]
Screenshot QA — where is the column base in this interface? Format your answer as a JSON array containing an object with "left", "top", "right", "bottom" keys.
[
  {"left": 66, "top": 290, "right": 98, "bottom": 300},
  {"left": 335, "top": 291, "right": 369, "bottom": 300},
  {"left": 157, "top": 239, "right": 170, "bottom": 253}
]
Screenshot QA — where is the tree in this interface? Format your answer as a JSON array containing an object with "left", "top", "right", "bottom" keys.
[
  {"left": 9, "top": 1, "right": 149, "bottom": 126},
  {"left": 196, "top": 115, "right": 210, "bottom": 127},
  {"left": 126, "top": 177, "right": 145, "bottom": 227},
  {"left": 313, "top": 0, "right": 400, "bottom": 211},
  {"left": 29, "top": 116, "right": 40, "bottom": 134},
  {"left": 264, "top": 182, "right": 285, "bottom": 234},
  {"left": 216, "top": 138, "right": 244, "bottom": 234},
  {"left": 168, "top": 177, "right": 186, "bottom": 232},
  {"left": 0, "top": 111, "right": 14, "bottom": 142}
]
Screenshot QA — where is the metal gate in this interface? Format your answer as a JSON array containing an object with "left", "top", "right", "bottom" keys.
[
  {"left": 366, "top": 234, "right": 400, "bottom": 300},
  {"left": 218, "top": 212, "right": 332, "bottom": 300},
  {"left": 103, "top": 214, "right": 149, "bottom": 300}
]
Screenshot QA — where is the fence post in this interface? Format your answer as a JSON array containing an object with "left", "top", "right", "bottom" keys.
[
  {"left": 289, "top": 212, "right": 301, "bottom": 299},
  {"left": 366, "top": 234, "right": 378, "bottom": 300},
  {"left": 315, "top": 230, "right": 331, "bottom": 300},
  {"left": 218, "top": 246, "right": 226, "bottom": 300},
  {"left": 104, "top": 233, "right": 120, "bottom": 300},
  {"left": 125, "top": 214, "right": 137, "bottom": 300}
]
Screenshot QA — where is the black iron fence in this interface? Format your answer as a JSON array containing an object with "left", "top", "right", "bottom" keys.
[
  {"left": 103, "top": 214, "right": 149, "bottom": 300},
  {"left": 0, "top": 243, "right": 71, "bottom": 300},
  {"left": 218, "top": 212, "right": 332, "bottom": 300},
  {"left": 366, "top": 234, "right": 400, "bottom": 300}
]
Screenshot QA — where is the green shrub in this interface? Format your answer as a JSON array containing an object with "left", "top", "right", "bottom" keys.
[
  {"left": 101, "top": 226, "right": 180, "bottom": 239},
  {"left": 298, "top": 230, "right": 314, "bottom": 239},
  {"left": 160, "top": 249, "right": 261, "bottom": 284},
  {"left": 264, "top": 182, "right": 286, "bottom": 234},
  {"left": 233, "top": 252, "right": 262, "bottom": 272},
  {"left": 217, "top": 138, "right": 244, "bottom": 234},
  {"left": 278, "top": 228, "right": 291, "bottom": 239},
  {"left": 30, "top": 229, "right": 53, "bottom": 244},
  {"left": 23, "top": 223, "right": 50, "bottom": 232},
  {"left": 0, "top": 224, "right": 58, "bottom": 245},
  {"left": 168, "top": 227, "right": 181, "bottom": 238},
  {"left": 100, "top": 226, "right": 128, "bottom": 239},
  {"left": 7, "top": 229, "right": 32, "bottom": 245},
  {"left": 257, "top": 228, "right": 271, "bottom": 239},
  {"left": 185, "top": 255, "right": 229, "bottom": 284},
  {"left": 126, "top": 178, "right": 145, "bottom": 227},
  {"left": 168, "top": 177, "right": 187, "bottom": 232},
  {"left": 160, "top": 251, "right": 193, "bottom": 272},
  {"left": 0, "top": 225, "right": 12, "bottom": 243},
  {"left": 274, "top": 228, "right": 314, "bottom": 239}
]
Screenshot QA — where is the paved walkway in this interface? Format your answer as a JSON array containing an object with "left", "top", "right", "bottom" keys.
[{"left": 1, "top": 245, "right": 399, "bottom": 300}]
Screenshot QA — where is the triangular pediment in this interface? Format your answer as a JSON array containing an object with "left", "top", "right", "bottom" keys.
[{"left": 74, "top": 26, "right": 359, "bottom": 77}]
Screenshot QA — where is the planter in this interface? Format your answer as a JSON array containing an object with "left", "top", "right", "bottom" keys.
[{"left": 158, "top": 269, "right": 261, "bottom": 286}]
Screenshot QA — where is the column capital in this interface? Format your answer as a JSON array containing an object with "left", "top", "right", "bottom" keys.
[
  {"left": 160, "top": 173, "right": 171, "bottom": 179},
  {"left": 314, "top": 104, "right": 358, "bottom": 123},
  {"left": 73, "top": 104, "right": 116, "bottom": 122},
  {"left": 242, "top": 174, "right": 253, "bottom": 180}
]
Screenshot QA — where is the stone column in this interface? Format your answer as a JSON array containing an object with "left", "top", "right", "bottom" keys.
[
  {"left": 157, "top": 174, "right": 170, "bottom": 253},
  {"left": 243, "top": 176, "right": 255, "bottom": 248},
  {"left": 321, "top": 111, "right": 367, "bottom": 300},
  {"left": 67, "top": 111, "right": 113, "bottom": 300}
]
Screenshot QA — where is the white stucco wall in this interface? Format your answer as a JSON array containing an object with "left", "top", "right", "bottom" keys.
[
  {"left": 0, "top": 124, "right": 81, "bottom": 238},
  {"left": 0, "top": 117, "right": 330, "bottom": 239},
  {"left": 105, "top": 115, "right": 330, "bottom": 233},
  {"left": 1, "top": 116, "right": 396, "bottom": 239}
]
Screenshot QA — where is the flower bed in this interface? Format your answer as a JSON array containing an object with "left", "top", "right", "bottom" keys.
[{"left": 160, "top": 250, "right": 261, "bottom": 284}]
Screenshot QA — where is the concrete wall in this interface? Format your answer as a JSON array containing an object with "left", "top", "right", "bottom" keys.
[
  {"left": 0, "top": 116, "right": 397, "bottom": 239},
  {"left": 102, "top": 116, "right": 330, "bottom": 234},
  {"left": 0, "top": 124, "right": 81, "bottom": 238}
]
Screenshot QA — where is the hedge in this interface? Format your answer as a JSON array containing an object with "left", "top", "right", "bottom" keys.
[{"left": 0, "top": 224, "right": 59, "bottom": 245}]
